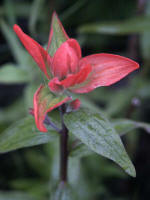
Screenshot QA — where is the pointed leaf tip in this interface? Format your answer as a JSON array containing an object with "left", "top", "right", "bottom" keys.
[
  {"left": 126, "top": 165, "right": 136, "bottom": 177},
  {"left": 47, "top": 11, "right": 69, "bottom": 56},
  {"left": 51, "top": 11, "right": 69, "bottom": 39},
  {"left": 64, "top": 108, "right": 136, "bottom": 177},
  {"left": 13, "top": 24, "right": 18, "bottom": 31},
  {"left": 13, "top": 24, "right": 51, "bottom": 79}
]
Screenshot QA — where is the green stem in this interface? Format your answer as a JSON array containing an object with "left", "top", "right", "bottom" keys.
[{"left": 59, "top": 104, "right": 68, "bottom": 182}]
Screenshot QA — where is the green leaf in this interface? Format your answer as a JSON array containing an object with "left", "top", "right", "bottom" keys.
[
  {"left": 69, "top": 118, "right": 150, "bottom": 159},
  {"left": 29, "top": 0, "right": 44, "bottom": 36},
  {"left": 68, "top": 157, "right": 81, "bottom": 185},
  {"left": 0, "top": 64, "right": 29, "bottom": 84},
  {"left": 140, "top": 1, "right": 150, "bottom": 60},
  {"left": 69, "top": 140, "right": 93, "bottom": 158},
  {"left": 61, "top": 0, "right": 87, "bottom": 21},
  {"left": 0, "top": 20, "right": 27, "bottom": 66},
  {"left": 112, "top": 119, "right": 150, "bottom": 136},
  {"left": 106, "top": 86, "right": 135, "bottom": 117},
  {"left": 1, "top": 3, "right": 35, "bottom": 18},
  {"left": 0, "top": 116, "right": 58, "bottom": 153},
  {"left": 141, "top": 32, "right": 150, "bottom": 60},
  {"left": 0, "top": 191, "right": 37, "bottom": 200},
  {"left": 37, "top": 85, "right": 69, "bottom": 109},
  {"left": 51, "top": 182, "right": 76, "bottom": 200},
  {"left": 48, "top": 13, "right": 68, "bottom": 56},
  {"left": 64, "top": 108, "right": 136, "bottom": 177},
  {"left": 4, "top": 0, "right": 16, "bottom": 26},
  {"left": 78, "top": 16, "right": 150, "bottom": 35},
  {"left": 11, "top": 179, "right": 48, "bottom": 198},
  {"left": 35, "top": 85, "right": 70, "bottom": 132},
  {"left": 24, "top": 150, "right": 50, "bottom": 178},
  {"left": 0, "top": 98, "right": 26, "bottom": 123},
  {"left": 24, "top": 84, "right": 39, "bottom": 108}
]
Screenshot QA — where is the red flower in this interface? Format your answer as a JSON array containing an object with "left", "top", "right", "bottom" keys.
[{"left": 13, "top": 12, "right": 139, "bottom": 132}]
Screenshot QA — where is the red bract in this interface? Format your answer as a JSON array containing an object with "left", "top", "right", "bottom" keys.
[
  {"left": 13, "top": 12, "right": 139, "bottom": 132},
  {"left": 69, "top": 99, "right": 81, "bottom": 111}
]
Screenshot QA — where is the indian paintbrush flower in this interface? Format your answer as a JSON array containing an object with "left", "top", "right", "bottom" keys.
[{"left": 13, "top": 12, "right": 139, "bottom": 132}]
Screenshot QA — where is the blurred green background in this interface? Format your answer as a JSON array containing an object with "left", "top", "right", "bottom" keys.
[{"left": 0, "top": 0, "right": 150, "bottom": 199}]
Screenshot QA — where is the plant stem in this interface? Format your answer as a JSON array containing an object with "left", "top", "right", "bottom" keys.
[
  {"left": 60, "top": 125, "right": 68, "bottom": 182},
  {"left": 59, "top": 104, "right": 68, "bottom": 182},
  {"left": 44, "top": 115, "right": 60, "bottom": 132}
]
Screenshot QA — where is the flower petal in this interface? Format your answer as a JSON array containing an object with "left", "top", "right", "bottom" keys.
[
  {"left": 48, "top": 77, "right": 64, "bottom": 93},
  {"left": 34, "top": 85, "right": 71, "bottom": 132},
  {"left": 13, "top": 24, "right": 51, "bottom": 79},
  {"left": 48, "top": 64, "right": 91, "bottom": 93},
  {"left": 60, "top": 64, "right": 91, "bottom": 88},
  {"left": 47, "top": 11, "right": 69, "bottom": 56},
  {"left": 71, "top": 53, "right": 139, "bottom": 93},
  {"left": 51, "top": 39, "right": 81, "bottom": 79}
]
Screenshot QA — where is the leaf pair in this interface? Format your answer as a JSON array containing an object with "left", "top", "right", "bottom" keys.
[{"left": 1, "top": 108, "right": 144, "bottom": 177}]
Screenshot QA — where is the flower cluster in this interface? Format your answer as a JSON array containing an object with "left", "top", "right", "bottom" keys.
[{"left": 14, "top": 12, "right": 139, "bottom": 132}]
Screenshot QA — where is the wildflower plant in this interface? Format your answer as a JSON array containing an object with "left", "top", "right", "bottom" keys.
[{"left": 12, "top": 12, "right": 139, "bottom": 198}]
